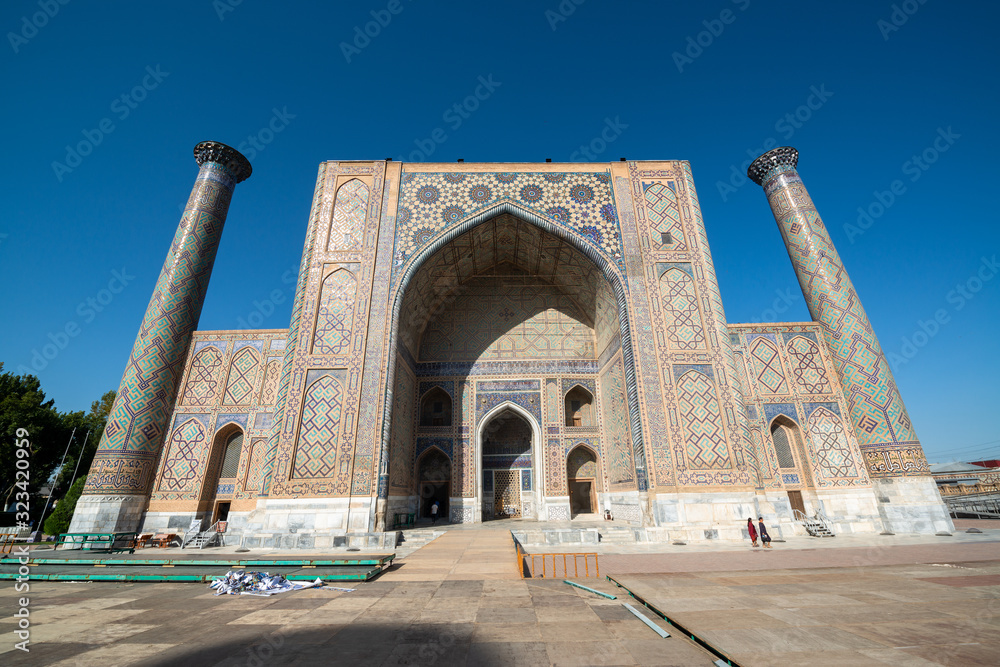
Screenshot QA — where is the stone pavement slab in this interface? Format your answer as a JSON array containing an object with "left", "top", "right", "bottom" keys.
[
  {"left": 4, "top": 527, "right": 998, "bottom": 665},
  {"left": 613, "top": 558, "right": 1000, "bottom": 666}
]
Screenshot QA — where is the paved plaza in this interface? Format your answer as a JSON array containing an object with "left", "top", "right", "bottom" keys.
[{"left": 3, "top": 522, "right": 998, "bottom": 666}]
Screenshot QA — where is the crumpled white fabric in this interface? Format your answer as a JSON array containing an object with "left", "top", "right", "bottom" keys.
[{"left": 210, "top": 570, "right": 310, "bottom": 596}]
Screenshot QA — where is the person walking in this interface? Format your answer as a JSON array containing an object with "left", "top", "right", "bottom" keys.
[
  {"left": 747, "top": 517, "right": 758, "bottom": 547},
  {"left": 430, "top": 500, "right": 440, "bottom": 525},
  {"left": 758, "top": 517, "right": 772, "bottom": 548}
]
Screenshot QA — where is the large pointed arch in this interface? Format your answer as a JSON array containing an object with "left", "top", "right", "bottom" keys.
[{"left": 378, "top": 201, "right": 647, "bottom": 498}]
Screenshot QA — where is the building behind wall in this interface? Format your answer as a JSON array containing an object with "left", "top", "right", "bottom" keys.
[{"left": 72, "top": 148, "right": 955, "bottom": 547}]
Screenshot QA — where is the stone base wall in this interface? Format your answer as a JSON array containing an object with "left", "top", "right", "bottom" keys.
[
  {"left": 651, "top": 488, "right": 891, "bottom": 541},
  {"left": 874, "top": 477, "right": 955, "bottom": 534},
  {"left": 68, "top": 495, "right": 147, "bottom": 533}
]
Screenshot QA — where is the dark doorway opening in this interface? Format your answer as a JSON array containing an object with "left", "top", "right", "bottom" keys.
[
  {"left": 417, "top": 448, "right": 451, "bottom": 521},
  {"left": 787, "top": 490, "right": 806, "bottom": 516},
  {"left": 214, "top": 501, "right": 231, "bottom": 523},
  {"left": 569, "top": 480, "right": 594, "bottom": 515}
]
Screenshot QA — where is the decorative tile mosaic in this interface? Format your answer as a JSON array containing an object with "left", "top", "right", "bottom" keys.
[
  {"left": 87, "top": 160, "right": 239, "bottom": 496},
  {"left": 749, "top": 337, "right": 788, "bottom": 395},
  {"left": 223, "top": 347, "right": 260, "bottom": 405},
  {"left": 291, "top": 375, "right": 345, "bottom": 479},
  {"left": 676, "top": 369, "right": 731, "bottom": 469},
  {"left": 328, "top": 179, "right": 368, "bottom": 252},
  {"left": 757, "top": 162, "right": 927, "bottom": 476},
  {"left": 312, "top": 269, "right": 357, "bottom": 356},
  {"left": 394, "top": 171, "right": 623, "bottom": 281},
  {"left": 416, "top": 437, "right": 453, "bottom": 460},
  {"left": 478, "top": 380, "right": 540, "bottom": 393}
]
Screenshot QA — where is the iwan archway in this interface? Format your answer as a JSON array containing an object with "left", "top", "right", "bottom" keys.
[{"left": 379, "top": 198, "right": 646, "bottom": 527}]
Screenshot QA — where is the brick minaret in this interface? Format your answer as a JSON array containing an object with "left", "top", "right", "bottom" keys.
[
  {"left": 70, "top": 142, "right": 252, "bottom": 533},
  {"left": 748, "top": 147, "right": 951, "bottom": 533}
]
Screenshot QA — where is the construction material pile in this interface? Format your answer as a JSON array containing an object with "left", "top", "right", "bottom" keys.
[{"left": 210, "top": 570, "right": 310, "bottom": 596}]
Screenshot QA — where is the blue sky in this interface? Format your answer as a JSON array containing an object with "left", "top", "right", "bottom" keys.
[{"left": 2, "top": 0, "right": 997, "bottom": 464}]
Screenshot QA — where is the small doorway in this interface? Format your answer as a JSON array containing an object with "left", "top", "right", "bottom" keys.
[
  {"left": 417, "top": 448, "right": 451, "bottom": 521},
  {"left": 566, "top": 445, "right": 599, "bottom": 518},
  {"left": 569, "top": 480, "right": 594, "bottom": 514},
  {"left": 787, "top": 490, "right": 806, "bottom": 517}
]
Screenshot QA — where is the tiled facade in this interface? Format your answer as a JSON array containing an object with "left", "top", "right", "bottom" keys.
[{"left": 73, "top": 149, "right": 954, "bottom": 542}]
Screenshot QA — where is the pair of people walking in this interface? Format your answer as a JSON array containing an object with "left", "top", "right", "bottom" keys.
[{"left": 747, "top": 517, "right": 772, "bottom": 548}]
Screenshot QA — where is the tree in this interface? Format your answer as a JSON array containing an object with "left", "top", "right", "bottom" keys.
[
  {"left": 43, "top": 475, "right": 87, "bottom": 536},
  {"left": 53, "top": 390, "right": 115, "bottom": 498},
  {"left": 0, "top": 363, "right": 68, "bottom": 513}
]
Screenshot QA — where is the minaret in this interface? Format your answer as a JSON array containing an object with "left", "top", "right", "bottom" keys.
[
  {"left": 747, "top": 147, "right": 952, "bottom": 534},
  {"left": 70, "top": 142, "right": 252, "bottom": 533}
]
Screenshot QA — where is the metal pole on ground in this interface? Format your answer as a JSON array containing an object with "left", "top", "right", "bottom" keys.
[{"left": 35, "top": 428, "right": 75, "bottom": 539}]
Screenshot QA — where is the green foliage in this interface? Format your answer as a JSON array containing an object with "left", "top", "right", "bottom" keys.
[
  {"left": 1, "top": 361, "right": 114, "bottom": 524},
  {"left": 0, "top": 362, "right": 68, "bottom": 511},
  {"left": 43, "top": 475, "right": 87, "bottom": 536},
  {"left": 53, "top": 389, "right": 115, "bottom": 498}
]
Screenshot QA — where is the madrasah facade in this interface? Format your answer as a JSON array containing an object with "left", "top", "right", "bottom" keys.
[{"left": 69, "top": 142, "right": 954, "bottom": 547}]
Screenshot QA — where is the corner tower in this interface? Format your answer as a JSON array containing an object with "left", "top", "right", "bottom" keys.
[
  {"left": 747, "top": 147, "right": 952, "bottom": 533},
  {"left": 70, "top": 142, "right": 252, "bottom": 533}
]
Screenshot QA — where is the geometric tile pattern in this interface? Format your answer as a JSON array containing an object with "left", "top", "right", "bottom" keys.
[
  {"left": 223, "top": 347, "right": 260, "bottom": 405},
  {"left": 258, "top": 359, "right": 281, "bottom": 405},
  {"left": 388, "top": 359, "right": 416, "bottom": 492},
  {"left": 676, "top": 370, "right": 731, "bottom": 469},
  {"left": 808, "top": 407, "right": 859, "bottom": 478},
  {"left": 158, "top": 418, "right": 208, "bottom": 494},
  {"left": 759, "top": 164, "right": 928, "bottom": 477},
  {"left": 643, "top": 182, "right": 686, "bottom": 249},
  {"left": 291, "top": 375, "right": 344, "bottom": 479},
  {"left": 328, "top": 179, "right": 368, "bottom": 252},
  {"left": 600, "top": 355, "right": 634, "bottom": 486},
  {"left": 749, "top": 338, "right": 787, "bottom": 394},
  {"left": 786, "top": 335, "right": 831, "bottom": 394},
  {"left": 312, "top": 270, "right": 356, "bottom": 356},
  {"left": 85, "top": 161, "right": 237, "bottom": 496},
  {"left": 658, "top": 267, "right": 706, "bottom": 350},
  {"left": 243, "top": 439, "right": 270, "bottom": 494},
  {"left": 394, "top": 171, "right": 622, "bottom": 281},
  {"left": 182, "top": 346, "right": 225, "bottom": 406},
  {"left": 417, "top": 276, "right": 594, "bottom": 361}
]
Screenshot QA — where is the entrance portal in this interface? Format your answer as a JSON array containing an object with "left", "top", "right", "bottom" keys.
[
  {"left": 417, "top": 448, "right": 451, "bottom": 520},
  {"left": 481, "top": 408, "right": 532, "bottom": 521},
  {"left": 567, "top": 446, "right": 599, "bottom": 517}
]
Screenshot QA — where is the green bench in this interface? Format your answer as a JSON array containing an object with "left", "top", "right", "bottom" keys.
[
  {"left": 54, "top": 532, "right": 138, "bottom": 554},
  {"left": 392, "top": 512, "right": 415, "bottom": 529}
]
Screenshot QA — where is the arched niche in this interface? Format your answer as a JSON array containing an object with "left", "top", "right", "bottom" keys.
[
  {"left": 564, "top": 385, "right": 595, "bottom": 427},
  {"left": 419, "top": 387, "right": 452, "bottom": 427}
]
